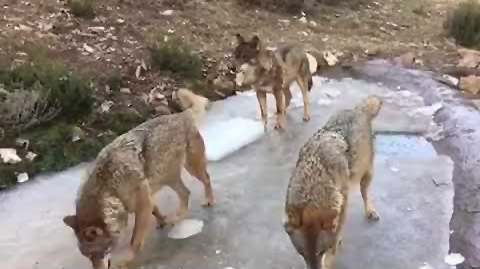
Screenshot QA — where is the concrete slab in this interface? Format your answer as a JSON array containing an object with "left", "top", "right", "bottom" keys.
[{"left": 0, "top": 75, "right": 454, "bottom": 269}]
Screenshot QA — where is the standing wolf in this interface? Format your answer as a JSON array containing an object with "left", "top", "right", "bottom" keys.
[
  {"left": 63, "top": 89, "right": 214, "bottom": 269},
  {"left": 233, "top": 34, "right": 321, "bottom": 131},
  {"left": 284, "top": 96, "right": 383, "bottom": 269}
]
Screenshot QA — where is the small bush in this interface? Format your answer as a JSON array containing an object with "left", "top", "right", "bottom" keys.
[
  {"left": 103, "top": 112, "right": 148, "bottom": 135},
  {"left": 446, "top": 0, "right": 480, "bottom": 48},
  {"left": 67, "top": 0, "right": 96, "bottom": 19},
  {"left": 105, "top": 71, "right": 124, "bottom": 92},
  {"left": 147, "top": 34, "right": 204, "bottom": 80},
  {"left": 0, "top": 57, "right": 94, "bottom": 129},
  {"left": 0, "top": 88, "right": 60, "bottom": 133},
  {"left": 0, "top": 124, "right": 109, "bottom": 189}
]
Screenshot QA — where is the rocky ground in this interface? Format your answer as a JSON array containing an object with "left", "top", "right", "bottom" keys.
[{"left": 0, "top": 0, "right": 475, "bottom": 187}]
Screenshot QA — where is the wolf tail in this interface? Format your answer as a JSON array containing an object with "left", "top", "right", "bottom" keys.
[{"left": 177, "top": 88, "right": 210, "bottom": 125}]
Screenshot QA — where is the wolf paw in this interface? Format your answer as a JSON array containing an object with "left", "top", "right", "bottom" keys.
[
  {"left": 155, "top": 218, "right": 167, "bottom": 229},
  {"left": 274, "top": 122, "right": 285, "bottom": 130},
  {"left": 202, "top": 200, "right": 214, "bottom": 208},
  {"left": 366, "top": 209, "right": 380, "bottom": 221},
  {"left": 303, "top": 114, "right": 311, "bottom": 122}
]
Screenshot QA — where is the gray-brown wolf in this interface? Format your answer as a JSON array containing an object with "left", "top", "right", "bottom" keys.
[
  {"left": 233, "top": 34, "right": 322, "bottom": 131},
  {"left": 63, "top": 89, "right": 214, "bottom": 269},
  {"left": 284, "top": 96, "right": 383, "bottom": 269}
]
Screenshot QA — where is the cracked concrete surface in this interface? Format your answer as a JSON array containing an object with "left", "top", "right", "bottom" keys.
[{"left": 0, "top": 64, "right": 464, "bottom": 269}]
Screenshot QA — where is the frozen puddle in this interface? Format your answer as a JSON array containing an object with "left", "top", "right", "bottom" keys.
[
  {"left": 200, "top": 117, "right": 264, "bottom": 161},
  {"left": 167, "top": 219, "right": 204, "bottom": 239}
]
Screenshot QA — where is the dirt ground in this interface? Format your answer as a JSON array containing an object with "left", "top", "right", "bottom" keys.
[
  {"left": 0, "top": 0, "right": 467, "bottom": 187},
  {"left": 0, "top": 0, "right": 462, "bottom": 99}
]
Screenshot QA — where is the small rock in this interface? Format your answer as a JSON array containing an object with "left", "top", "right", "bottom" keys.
[
  {"left": 16, "top": 24, "right": 33, "bottom": 32},
  {"left": 88, "top": 26, "right": 105, "bottom": 33},
  {"left": 83, "top": 43, "right": 94, "bottom": 53},
  {"left": 161, "top": 10, "right": 174, "bottom": 16},
  {"left": 135, "top": 65, "right": 142, "bottom": 79},
  {"left": 457, "top": 48, "right": 480, "bottom": 68},
  {"left": 149, "top": 89, "right": 165, "bottom": 103},
  {"left": 215, "top": 250, "right": 222, "bottom": 255},
  {"left": 120, "top": 88, "right": 131, "bottom": 94},
  {"left": 323, "top": 51, "right": 339, "bottom": 66},
  {"left": 26, "top": 151, "right": 37, "bottom": 161},
  {"left": 442, "top": 75, "right": 459, "bottom": 86},
  {"left": 116, "top": 19, "right": 125, "bottom": 24},
  {"left": 154, "top": 105, "right": 172, "bottom": 116},
  {"left": 393, "top": 52, "right": 416, "bottom": 67},
  {"left": 299, "top": 17, "right": 308, "bottom": 23},
  {"left": 0, "top": 148, "right": 22, "bottom": 164},
  {"left": 17, "top": 173, "right": 29, "bottom": 183},
  {"left": 310, "top": 20, "right": 317, "bottom": 26},
  {"left": 100, "top": 101, "right": 114, "bottom": 113},
  {"left": 459, "top": 75, "right": 480, "bottom": 94}
]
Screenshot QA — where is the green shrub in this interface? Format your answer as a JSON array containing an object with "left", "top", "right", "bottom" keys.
[
  {"left": 0, "top": 57, "right": 94, "bottom": 128},
  {"left": 147, "top": 34, "right": 204, "bottom": 80},
  {"left": 67, "top": 0, "right": 96, "bottom": 19},
  {"left": 0, "top": 124, "right": 109, "bottom": 189},
  {"left": 103, "top": 112, "right": 148, "bottom": 135},
  {"left": 446, "top": 0, "right": 480, "bottom": 48},
  {"left": 105, "top": 71, "right": 124, "bottom": 92}
]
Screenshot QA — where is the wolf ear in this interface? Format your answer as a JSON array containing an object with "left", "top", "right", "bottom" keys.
[
  {"left": 236, "top": 33, "right": 245, "bottom": 44},
  {"left": 250, "top": 35, "right": 260, "bottom": 49},
  {"left": 63, "top": 215, "right": 77, "bottom": 230}
]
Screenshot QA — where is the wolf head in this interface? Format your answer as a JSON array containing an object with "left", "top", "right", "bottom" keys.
[
  {"left": 64, "top": 215, "right": 113, "bottom": 269},
  {"left": 233, "top": 34, "right": 262, "bottom": 87},
  {"left": 284, "top": 206, "right": 339, "bottom": 269}
]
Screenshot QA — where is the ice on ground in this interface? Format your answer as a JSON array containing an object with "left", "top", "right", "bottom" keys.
[
  {"left": 322, "top": 87, "right": 342, "bottom": 98},
  {"left": 444, "top": 253, "right": 465, "bottom": 266},
  {"left": 317, "top": 98, "right": 333, "bottom": 106},
  {"left": 408, "top": 102, "right": 443, "bottom": 118},
  {"left": 419, "top": 263, "right": 434, "bottom": 269},
  {"left": 17, "top": 173, "right": 29, "bottom": 183},
  {"left": 236, "top": 90, "right": 256, "bottom": 97},
  {"left": 167, "top": 219, "right": 204, "bottom": 239},
  {"left": 200, "top": 117, "right": 264, "bottom": 161}
]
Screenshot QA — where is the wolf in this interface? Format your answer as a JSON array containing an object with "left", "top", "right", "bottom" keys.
[
  {"left": 284, "top": 96, "right": 383, "bottom": 269},
  {"left": 233, "top": 34, "right": 323, "bottom": 131},
  {"left": 63, "top": 89, "right": 214, "bottom": 269}
]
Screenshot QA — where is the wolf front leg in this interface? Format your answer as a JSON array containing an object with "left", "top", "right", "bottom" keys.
[
  {"left": 256, "top": 90, "right": 268, "bottom": 131},
  {"left": 273, "top": 88, "right": 286, "bottom": 130},
  {"left": 114, "top": 183, "right": 154, "bottom": 268}
]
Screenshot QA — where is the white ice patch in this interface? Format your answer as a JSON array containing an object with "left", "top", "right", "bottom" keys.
[
  {"left": 408, "top": 102, "right": 443, "bottom": 118},
  {"left": 17, "top": 172, "right": 29, "bottom": 183},
  {"left": 0, "top": 148, "right": 22, "bottom": 164},
  {"left": 317, "top": 98, "right": 333, "bottom": 106},
  {"left": 200, "top": 117, "right": 264, "bottom": 161},
  {"left": 236, "top": 90, "right": 256, "bottom": 97},
  {"left": 322, "top": 87, "right": 342, "bottom": 99},
  {"left": 291, "top": 93, "right": 305, "bottom": 108},
  {"left": 444, "top": 253, "right": 465, "bottom": 266},
  {"left": 306, "top": 52, "right": 318, "bottom": 74},
  {"left": 419, "top": 263, "right": 434, "bottom": 269},
  {"left": 167, "top": 219, "right": 204, "bottom": 239}
]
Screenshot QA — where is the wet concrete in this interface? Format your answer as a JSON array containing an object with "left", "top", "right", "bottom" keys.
[
  {"left": 0, "top": 67, "right": 458, "bottom": 269},
  {"left": 352, "top": 60, "right": 480, "bottom": 269}
]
